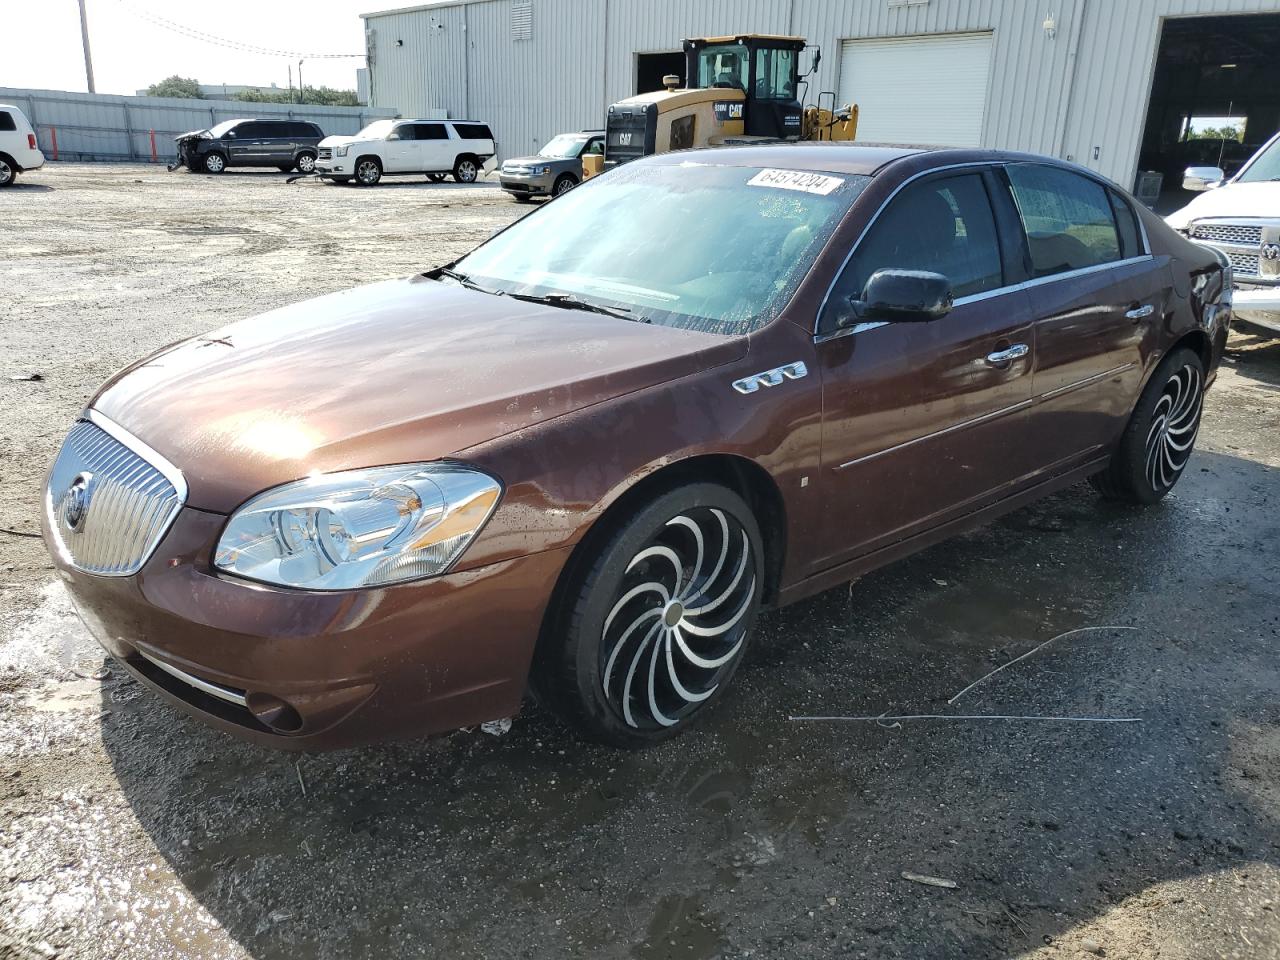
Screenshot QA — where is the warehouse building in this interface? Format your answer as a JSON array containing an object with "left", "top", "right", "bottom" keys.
[{"left": 360, "top": 0, "right": 1280, "bottom": 196}]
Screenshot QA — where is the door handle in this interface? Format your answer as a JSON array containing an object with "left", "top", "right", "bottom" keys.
[
  {"left": 1125, "top": 304, "right": 1155, "bottom": 320},
  {"left": 985, "top": 343, "right": 1030, "bottom": 366}
]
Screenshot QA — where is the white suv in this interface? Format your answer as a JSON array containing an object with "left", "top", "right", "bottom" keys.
[
  {"left": 316, "top": 119, "right": 497, "bottom": 186},
  {"left": 0, "top": 103, "right": 45, "bottom": 188}
]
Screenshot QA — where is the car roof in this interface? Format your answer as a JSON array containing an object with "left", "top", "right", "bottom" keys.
[{"left": 641, "top": 142, "right": 1062, "bottom": 177}]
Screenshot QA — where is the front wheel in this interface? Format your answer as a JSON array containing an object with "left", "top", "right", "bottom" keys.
[
  {"left": 354, "top": 158, "right": 382, "bottom": 186},
  {"left": 552, "top": 174, "right": 577, "bottom": 197},
  {"left": 295, "top": 152, "right": 317, "bottom": 174},
  {"left": 1091, "top": 346, "right": 1205, "bottom": 504},
  {"left": 453, "top": 157, "right": 478, "bottom": 183},
  {"left": 203, "top": 152, "right": 226, "bottom": 174},
  {"left": 532, "top": 483, "right": 763, "bottom": 748}
]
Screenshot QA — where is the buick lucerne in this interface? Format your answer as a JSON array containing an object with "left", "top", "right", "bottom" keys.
[{"left": 43, "top": 144, "right": 1231, "bottom": 749}]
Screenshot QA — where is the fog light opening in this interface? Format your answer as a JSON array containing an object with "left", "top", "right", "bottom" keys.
[{"left": 245, "top": 692, "right": 304, "bottom": 734}]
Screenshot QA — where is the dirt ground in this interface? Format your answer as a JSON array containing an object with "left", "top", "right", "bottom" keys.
[{"left": 2, "top": 163, "right": 1279, "bottom": 960}]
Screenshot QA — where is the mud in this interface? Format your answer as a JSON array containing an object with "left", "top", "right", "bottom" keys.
[{"left": 2, "top": 164, "right": 1279, "bottom": 960}]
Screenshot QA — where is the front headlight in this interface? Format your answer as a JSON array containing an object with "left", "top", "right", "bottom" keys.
[
  {"left": 539, "top": 165, "right": 551, "bottom": 175},
  {"left": 335, "top": 145, "right": 350, "bottom": 157},
  {"left": 214, "top": 463, "right": 501, "bottom": 590}
]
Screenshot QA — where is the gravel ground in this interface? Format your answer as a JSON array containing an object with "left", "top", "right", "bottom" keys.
[{"left": 1, "top": 163, "right": 1279, "bottom": 960}]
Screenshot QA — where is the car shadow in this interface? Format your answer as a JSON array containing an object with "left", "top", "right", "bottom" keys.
[
  {"left": 99, "top": 449, "right": 1280, "bottom": 958},
  {"left": 6, "top": 181, "right": 54, "bottom": 192}
]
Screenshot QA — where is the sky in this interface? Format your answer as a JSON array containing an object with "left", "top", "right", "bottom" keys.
[{"left": 2, "top": 0, "right": 409, "bottom": 96}]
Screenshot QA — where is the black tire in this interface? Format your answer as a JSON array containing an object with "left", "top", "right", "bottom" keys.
[
  {"left": 0, "top": 155, "right": 15, "bottom": 188},
  {"left": 295, "top": 151, "right": 317, "bottom": 174},
  {"left": 532, "top": 482, "right": 763, "bottom": 748},
  {"left": 354, "top": 156, "right": 382, "bottom": 186},
  {"left": 426, "top": 173, "right": 447, "bottom": 183},
  {"left": 552, "top": 174, "right": 578, "bottom": 197},
  {"left": 452, "top": 156, "right": 479, "bottom": 183},
  {"left": 202, "top": 152, "right": 227, "bottom": 174},
  {"left": 1091, "top": 346, "right": 1205, "bottom": 504}
]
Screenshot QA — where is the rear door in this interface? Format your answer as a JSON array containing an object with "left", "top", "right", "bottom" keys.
[
  {"left": 814, "top": 167, "right": 1037, "bottom": 568},
  {"left": 416, "top": 122, "right": 452, "bottom": 172},
  {"left": 1002, "top": 163, "right": 1164, "bottom": 470}
]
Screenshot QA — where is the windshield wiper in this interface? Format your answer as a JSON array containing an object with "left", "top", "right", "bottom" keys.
[
  {"left": 507, "top": 292, "right": 644, "bottom": 322},
  {"left": 428, "top": 266, "right": 502, "bottom": 296}
]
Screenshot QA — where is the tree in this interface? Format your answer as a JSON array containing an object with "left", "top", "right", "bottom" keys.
[
  {"left": 146, "top": 76, "right": 203, "bottom": 99},
  {"left": 235, "top": 86, "right": 359, "bottom": 107},
  {"left": 1186, "top": 124, "right": 1243, "bottom": 143}
]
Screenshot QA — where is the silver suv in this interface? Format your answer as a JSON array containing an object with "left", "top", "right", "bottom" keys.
[{"left": 499, "top": 130, "right": 604, "bottom": 202}]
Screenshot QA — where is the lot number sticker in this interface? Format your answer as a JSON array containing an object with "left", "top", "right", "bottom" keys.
[{"left": 747, "top": 168, "right": 844, "bottom": 196}]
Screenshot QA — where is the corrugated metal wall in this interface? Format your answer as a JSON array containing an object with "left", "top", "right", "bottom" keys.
[
  {"left": 363, "top": 0, "right": 1280, "bottom": 184},
  {"left": 0, "top": 87, "right": 399, "bottom": 163}
]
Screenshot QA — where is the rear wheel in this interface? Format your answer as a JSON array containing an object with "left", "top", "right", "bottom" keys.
[
  {"left": 533, "top": 483, "right": 763, "bottom": 748},
  {"left": 1091, "top": 346, "right": 1205, "bottom": 504},
  {"left": 0, "top": 157, "right": 14, "bottom": 187},
  {"left": 453, "top": 157, "right": 478, "bottom": 183},
  {"left": 203, "top": 152, "right": 226, "bottom": 174},
  {"left": 295, "top": 152, "right": 316, "bottom": 174},
  {"left": 354, "top": 157, "right": 382, "bottom": 186}
]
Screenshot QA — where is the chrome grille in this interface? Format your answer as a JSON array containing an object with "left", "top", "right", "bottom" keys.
[
  {"left": 1227, "top": 252, "right": 1261, "bottom": 277},
  {"left": 318, "top": 148, "right": 332, "bottom": 161},
  {"left": 45, "top": 417, "right": 186, "bottom": 576},
  {"left": 1192, "top": 223, "right": 1263, "bottom": 245}
]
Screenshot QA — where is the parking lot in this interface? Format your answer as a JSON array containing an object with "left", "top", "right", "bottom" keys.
[{"left": 1, "top": 163, "right": 1279, "bottom": 960}]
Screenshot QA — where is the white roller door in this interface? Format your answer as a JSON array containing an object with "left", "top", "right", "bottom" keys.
[{"left": 838, "top": 33, "right": 993, "bottom": 148}]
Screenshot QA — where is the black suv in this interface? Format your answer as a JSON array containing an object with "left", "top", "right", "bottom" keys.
[{"left": 174, "top": 119, "right": 325, "bottom": 175}]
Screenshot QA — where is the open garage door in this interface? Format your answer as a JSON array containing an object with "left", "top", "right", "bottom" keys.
[
  {"left": 1139, "top": 13, "right": 1280, "bottom": 212},
  {"left": 838, "top": 33, "right": 992, "bottom": 148}
]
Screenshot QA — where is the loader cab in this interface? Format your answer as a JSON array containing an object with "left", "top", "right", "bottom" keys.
[{"left": 684, "top": 35, "right": 806, "bottom": 139}]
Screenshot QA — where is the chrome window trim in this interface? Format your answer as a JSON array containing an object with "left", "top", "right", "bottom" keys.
[
  {"left": 85, "top": 408, "right": 189, "bottom": 502},
  {"left": 814, "top": 159, "right": 1154, "bottom": 341},
  {"left": 137, "top": 650, "right": 248, "bottom": 707}
]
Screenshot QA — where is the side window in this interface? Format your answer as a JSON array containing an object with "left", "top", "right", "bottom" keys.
[
  {"left": 583, "top": 138, "right": 604, "bottom": 156},
  {"left": 259, "top": 122, "right": 287, "bottom": 138},
  {"left": 1005, "top": 164, "right": 1121, "bottom": 277},
  {"left": 416, "top": 123, "right": 449, "bottom": 140},
  {"left": 1108, "top": 189, "right": 1143, "bottom": 259},
  {"left": 0, "top": 112, "right": 15, "bottom": 133},
  {"left": 452, "top": 122, "right": 493, "bottom": 141},
  {"left": 830, "top": 172, "right": 1003, "bottom": 313}
]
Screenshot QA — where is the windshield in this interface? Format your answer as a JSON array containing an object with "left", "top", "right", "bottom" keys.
[
  {"left": 451, "top": 162, "right": 869, "bottom": 336},
  {"left": 697, "top": 43, "right": 749, "bottom": 90},
  {"left": 355, "top": 119, "right": 395, "bottom": 140},
  {"left": 1236, "top": 134, "right": 1280, "bottom": 183},
  {"left": 208, "top": 120, "right": 240, "bottom": 137},
  {"left": 540, "top": 135, "right": 588, "bottom": 159}
]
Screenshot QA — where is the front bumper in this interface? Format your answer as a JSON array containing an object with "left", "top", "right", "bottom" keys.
[
  {"left": 1231, "top": 285, "right": 1280, "bottom": 334},
  {"left": 316, "top": 159, "right": 348, "bottom": 176},
  {"left": 46, "top": 505, "right": 570, "bottom": 750},
  {"left": 499, "top": 170, "right": 555, "bottom": 196}
]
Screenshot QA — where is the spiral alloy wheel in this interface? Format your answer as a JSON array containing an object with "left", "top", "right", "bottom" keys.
[
  {"left": 1145, "top": 363, "right": 1201, "bottom": 492},
  {"left": 600, "top": 506, "right": 757, "bottom": 731},
  {"left": 356, "top": 159, "right": 381, "bottom": 186}
]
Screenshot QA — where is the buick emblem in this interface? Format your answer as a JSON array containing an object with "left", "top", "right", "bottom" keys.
[
  {"left": 1262, "top": 242, "right": 1280, "bottom": 262},
  {"left": 61, "top": 472, "right": 93, "bottom": 533}
]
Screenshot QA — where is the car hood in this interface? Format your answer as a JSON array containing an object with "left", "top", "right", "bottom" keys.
[
  {"left": 174, "top": 129, "right": 211, "bottom": 142},
  {"left": 90, "top": 276, "right": 746, "bottom": 513},
  {"left": 1165, "top": 181, "right": 1280, "bottom": 230},
  {"left": 504, "top": 154, "right": 571, "bottom": 167},
  {"left": 319, "top": 135, "right": 366, "bottom": 149}
]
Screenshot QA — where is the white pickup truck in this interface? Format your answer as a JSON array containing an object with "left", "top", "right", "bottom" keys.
[{"left": 1166, "top": 130, "right": 1280, "bottom": 334}]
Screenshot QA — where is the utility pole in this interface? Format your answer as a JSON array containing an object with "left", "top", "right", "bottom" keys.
[
  {"left": 78, "top": 0, "right": 96, "bottom": 93},
  {"left": 297, "top": 60, "right": 305, "bottom": 104}
]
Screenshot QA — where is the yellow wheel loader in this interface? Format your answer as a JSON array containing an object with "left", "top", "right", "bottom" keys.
[{"left": 605, "top": 35, "right": 857, "bottom": 166}]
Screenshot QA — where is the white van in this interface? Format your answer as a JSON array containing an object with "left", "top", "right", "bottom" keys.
[
  {"left": 315, "top": 118, "right": 497, "bottom": 186},
  {"left": 0, "top": 103, "right": 45, "bottom": 188}
]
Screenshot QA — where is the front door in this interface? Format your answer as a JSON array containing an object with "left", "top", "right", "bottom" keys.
[
  {"left": 383, "top": 123, "right": 420, "bottom": 172},
  {"left": 814, "top": 168, "right": 1037, "bottom": 569},
  {"left": 1002, "top": 163, "right": 1167, "bottom": 470}
]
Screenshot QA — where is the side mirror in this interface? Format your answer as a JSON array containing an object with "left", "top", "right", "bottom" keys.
[
  {"left": 225, "top": 131, "right": 237, "bottom": 139},
  {"left": 1183, "top": 166, "right": 1225, "bottom": 192},
  {"left": 387, "top": 131, "right": 401, "bottom": 141},
  {"left": 844, "top": 269, "right": 953, "bottom": 325}
]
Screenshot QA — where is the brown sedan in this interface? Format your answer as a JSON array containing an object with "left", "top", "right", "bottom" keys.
[{"left": 42, "top": 144, "right": 1232, "bottom": 749}]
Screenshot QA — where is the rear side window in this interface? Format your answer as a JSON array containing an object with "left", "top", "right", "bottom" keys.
[
  {"left": 0, "top": 112, "right": 15, "bottom": 132},
  {"left": 1006, "top": 164, "right": 1121, "bottom": 277},
  {"left": 833, "top": 172, "right": 1004, "bottom": 304},
  {"left": 1108, "top": 189, "right": 1143, "bottom": 259},
  {"left": 414, "top": 123, "right": 449, "bottom": 140},
  {"left": 452, "top": 122, "right": 493, "bottom": 141}
]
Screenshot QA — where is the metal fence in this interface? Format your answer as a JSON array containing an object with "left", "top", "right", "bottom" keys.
[{"left": 0, "top": 87, "right": 411, "bottom": 163}]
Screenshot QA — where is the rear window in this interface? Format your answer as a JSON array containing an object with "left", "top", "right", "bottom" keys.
[
  {"left": 0, "top": 112, "right": 15, "bottom": 133},
  {"left": 1006, "top": 164, "right": 1121, "bottom": 277},
  {"left": 452, "top": 122, "right": 493, "bottom": 141}
]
